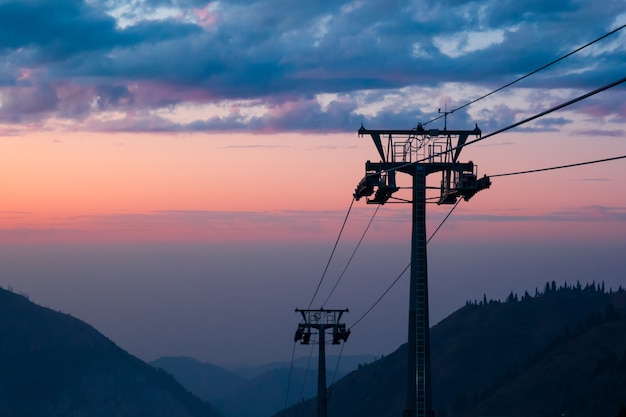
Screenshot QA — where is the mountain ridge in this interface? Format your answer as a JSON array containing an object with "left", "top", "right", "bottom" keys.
[
  {"left": 152, "top": 355, "right": 373, "bottom": 417},
  {"left": 275, "top": 283, "right": 626, "bottom": 417},
  {"left": 0, "top": 287, "right": 221, "bottom": 417},
  {"left": 3, "top": 281, "right": 624, "bottom": 417}
]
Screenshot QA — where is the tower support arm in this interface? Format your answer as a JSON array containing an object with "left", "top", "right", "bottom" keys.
[
  {"left": 365, "top": 161, "right": 475, "bottom": 176},
  {"left": 359, "top": 126, "right": 480, "bottom": 137}
]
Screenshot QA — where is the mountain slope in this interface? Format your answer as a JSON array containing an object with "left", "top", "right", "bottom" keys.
[
  {"left": 430, "top": 285, "right": 619, "bottom": 412},
  {"left": 0, "top": 288, "right": 221, "bottom": 417},
  {"left": 214, "top": 367, "right": 314, "bottom": 417},
  {"left": 151, "top": 356, "right": 246, "bottom": 402},
  {"left": 154, "top": 355, "right": 350, "bottom": 417},
  {"left": 233, "top": 354, "right": 377, "bottom": 379},
  {"left": 277, "top": 285, "right": 626, "bottom": 417},
  {"left": 468, "top": 317, "right": 626, "bottom": 417}
]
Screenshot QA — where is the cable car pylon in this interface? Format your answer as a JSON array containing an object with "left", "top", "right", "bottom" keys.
[
  {"left": 354, "top": 122, "right": 490, "bottom": 417},
  {"left": 293, "top": 308, "right": 350, "bottom": 417}
]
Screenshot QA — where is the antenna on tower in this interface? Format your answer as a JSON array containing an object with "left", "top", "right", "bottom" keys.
[{"left": 438, "top": 102, "right": 451, "bottom": 131}]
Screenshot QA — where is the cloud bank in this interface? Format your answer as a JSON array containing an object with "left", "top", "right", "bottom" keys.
[{"left": 0, "top": 0, "right": 625, "bottom": 133}]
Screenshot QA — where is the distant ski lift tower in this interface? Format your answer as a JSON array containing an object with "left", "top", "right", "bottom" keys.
[
  {"left": 354, "top": 123, "right": 490, "bottom": 417},
  {"left": 294, "top": 308, "right": 350, "bottom": 417}
]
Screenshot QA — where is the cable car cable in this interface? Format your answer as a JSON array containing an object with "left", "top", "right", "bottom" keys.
[
  {"left": 281, "top": 27, "right": 626, "bottom": 409},
  {"left": 359, "top": 74, "right": 626, "bottom": 181},
  {"left": 330, "top": 341, "right": 346, "bottom": 388},
  {"left": 350, "top": 152, "right": 626, "bottom": 329},
  {"left": 412, "top": 75, "right": 626, "bottom": 166},
  {"left": 326, "top": 341, "right": 347, "bottom": 413},
  {"left": 427, "top": 199, "right": 462, "bottom": 244},
  {"left": 289, "top": 31, "right": 626, "bottom": 407},
  {"left": 293, "top": 340, "right": 317, "bottom": 417},
  {"left": 490, "top": 155, "right": 626, "bottom": 178},
  {"left": 307, "top": 197, "right": 355, "bottom": 309},
  {"left": 318, "top": 207, "right": 382, "bottom": 396},
  {"left": 347, "top": 149, "right": 626, "bottom": 334},
  {"left": 461, "top": 76, "right": 626, "bottom": 149},
  {"left": 321, "top": 205, "right": 381, "bottom": 308},
  {"left": 349, "top": 200, "right": 462, "bottom": 329},
  {"left": 282, "top": 341, "right": 298, "bottom": 417},
  {"left": 350, "top": 264, "right": 409, "bottom": 330},
  {"left": 422, "top": 23, "right": 626, "bottom": 127},
  {"left": 290, "top": 198, "right": 366, "bottom": 415}
]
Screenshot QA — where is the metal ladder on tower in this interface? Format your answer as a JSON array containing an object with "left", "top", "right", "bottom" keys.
[{"left": 416, "top": 278, "right": 427, "bottom": 417}]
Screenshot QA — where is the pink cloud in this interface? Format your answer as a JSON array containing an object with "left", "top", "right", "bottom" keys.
[{"left": 194, "top": 5, "right": 218, "bottom": 29}]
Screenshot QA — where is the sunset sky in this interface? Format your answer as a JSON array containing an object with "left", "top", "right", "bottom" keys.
[{"left": 1, "top": 0, "right": 625, "bottom": 367}]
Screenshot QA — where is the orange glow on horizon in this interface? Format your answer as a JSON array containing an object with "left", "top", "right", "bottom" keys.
[
  {"left": 1, "top": 131, "right": 368, "bottom": 213},
  {"left": 1, "top": 129, "right": 624, "bottom": 244}
]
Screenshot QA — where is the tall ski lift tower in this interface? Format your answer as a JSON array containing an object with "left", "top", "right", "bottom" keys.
[
  {"left": 294, "top": 308, "right": 350, "bottom": 417},
  {"left": 354, "top": 122, "right": 490, "bottom": 417}
]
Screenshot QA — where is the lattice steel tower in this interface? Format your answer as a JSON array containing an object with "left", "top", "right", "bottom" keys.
[
  {"left": 354, "top": 123, "right": 490, "bottom": 417},
  {"left": 294, "top": 308, "right": 350, "bottom": 417}
]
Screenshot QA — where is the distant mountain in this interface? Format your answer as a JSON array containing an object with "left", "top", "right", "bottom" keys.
[
  {"left": 151, "top": 356, "right": 246, "bottom": 402},
  {"left": 153, "top": 355, "right": 378, "bottom": 417},
  {"left": 215, "top": 367, "right": 317, "bottom": 417},
  {"left": 278, "top": 283, "right": 626, "bottom": 417},
  {"left": 0, "top": 288, "right": 221, "bottom": 417},
  {"left": 233, "top": 354, "right": 378, "bottom": 379}
]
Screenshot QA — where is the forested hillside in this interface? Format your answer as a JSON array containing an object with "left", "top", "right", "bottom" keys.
[{"left": 278, "top": 282, "right": 626, "bottom": 417}]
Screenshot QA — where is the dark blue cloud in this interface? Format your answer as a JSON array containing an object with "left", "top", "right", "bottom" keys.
[
  {"left": 534, "top": 117, "right": 572, "bottom": 128},
  {"left": 0, "top": 0, "right": 128, "bottom": 60},
  {"left": 0, "top": 82, "right": 59, "bottom": 121},
  {"left": 96, "top": 84, "right": 134, "bottom": 109},
  {"left": 0, "top": 0, "right": 624, "bottom": 132},
  {"left": 456, "top": 205, "right": 626, "bottom": 222},
  {"left": 575, "top": 129, "right": 625, "bottom": 137},
  {"left": 122, "top": 18, "right": 202, "bottom": 43}
]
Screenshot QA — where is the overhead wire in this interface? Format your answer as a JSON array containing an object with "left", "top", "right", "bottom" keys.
[
  {"left": 355, "top": 74, "right": 626, "bottom": 190},
  {"left": 346, "top": 137, "right": 626, "bottom": 332},
  {"left": 423, "top": 23, "right": 626, "bottom": 127},
  {"left": 337, "top": 82, "right": 626, "bottom": 402},
  {"left": 318, "top": 206, "right": 380, "bottom": 397},
  {"left": 330, "top": 342, "right": 346, "bottom": 387},
  {"left": 288, "top": 196, "right": 364, "bottom": 417},
  {"left": 307, "top": 197, "right": 355, "bottom": 309},
  {"left": 427, "top": 199, "right": 462, "bottom": 243},
  {"left": 342, "top": 153, "right": 626, "bottom": 375},
  {"left": 338, "top": 20, "right": 626, "bottom": 318},
  {"left": 282, "top": 340, "right": 298, "bottom": 417},
  {"left": 350, "top": 263, "right": 409, "bottom": 330},
  {"left": 457, "top": 76, "right": 626, "bottom": 152},
  {"left": 321, "top": 205, "right": 381, "bottom": 308},
  {"left": 293, "top": 339, "right": 317, "bottom": 417},
  {"left": 290, "top": 204, "right": 380, "bottom": 406},
  {"left": 408, "top": 75, "right": 626, "bottom": 168},
  {"left": 360, "top": 74, "right": 626, "bottom": 182},
  {"left": 490, "top": 155, "right": 626, "bottom": 178},
  {"left": 311, "top": 23, "right": 626, "bottom": 322},
  {"left": 284, "top": 152, "right": 626, "bottom": 412},
  {"left": 348, "top": 152, "right": 626, "bottom": 330},
  {"left": 286, "top": 25, "right": 626, "bottom": 414},
  {"left": 349, "top": 199, "right": 462, "bottom": 329},
  {"left": 327, "top": 341, "right": 346, "bottom": 405}
]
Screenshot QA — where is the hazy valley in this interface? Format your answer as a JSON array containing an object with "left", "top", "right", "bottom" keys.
[{"left": 1, "top": 281, "right": 625, "bottom": 417}]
